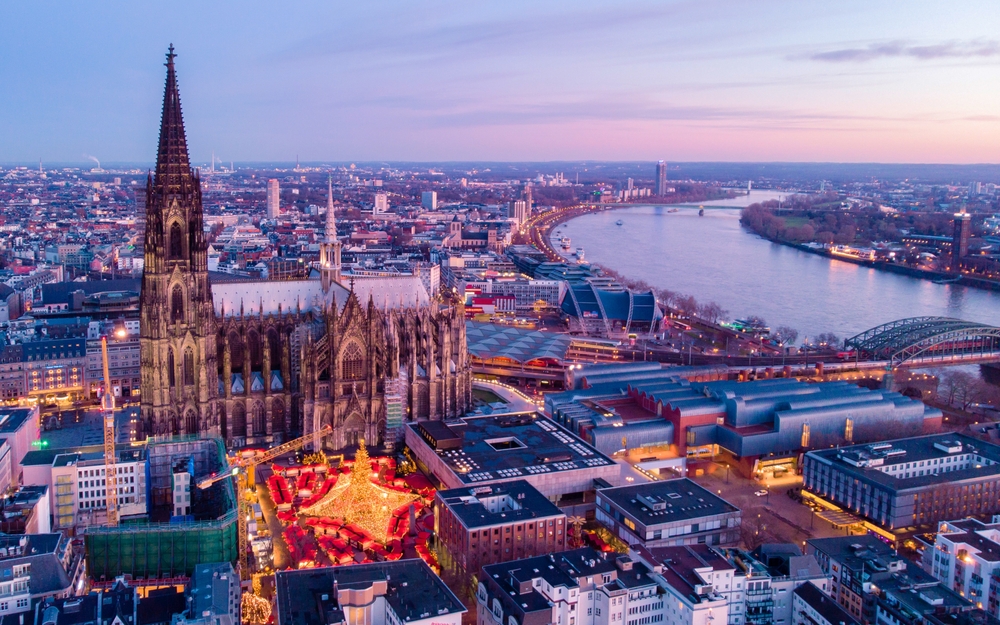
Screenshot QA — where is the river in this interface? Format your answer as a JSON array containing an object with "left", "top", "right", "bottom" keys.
[{"left": 555, "top": 195, "right": 1000, "bottom": 342}]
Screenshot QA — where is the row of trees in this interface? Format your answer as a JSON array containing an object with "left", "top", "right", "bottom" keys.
[
  {"left": 740, "top": 200, "right": 958, "bottom": 246},
  {"left": 598, "top": 267, "right": 729, "bottom": 324},
  {"left": 598, "top": 267, "right": 848, "bottom": 348},
  {"left": 936, "top": 369, "right": 1000, "bottom": 411}
]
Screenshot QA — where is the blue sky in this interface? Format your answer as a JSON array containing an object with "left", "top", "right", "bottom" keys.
[{"left": 2, "top": 1, "right": 1000, "bottom": 164}]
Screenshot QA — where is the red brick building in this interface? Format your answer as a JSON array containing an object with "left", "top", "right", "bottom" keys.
[{"left": 435, "top": 480, "right": 566, "bottom": 573}]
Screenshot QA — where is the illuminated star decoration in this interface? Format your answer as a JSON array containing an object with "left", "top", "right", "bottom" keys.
[{"left": 301, "top": 439, "right": 417, "bottom": 543}]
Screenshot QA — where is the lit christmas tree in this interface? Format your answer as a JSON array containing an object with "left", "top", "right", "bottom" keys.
[{"left": 302, "top": 439, "right": 417, "bottom": 542}]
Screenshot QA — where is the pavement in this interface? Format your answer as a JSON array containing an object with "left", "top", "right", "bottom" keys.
[
  {"left": 253, "top": 464, "right": 292, "bottom": 571},
  {"left": 690, "top": 465, "right": 855, "bottom": 547}
]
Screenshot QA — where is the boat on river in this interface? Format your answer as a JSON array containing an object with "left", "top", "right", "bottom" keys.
[
  {"left": 616, "top": 219, "right": 623, "bottom": 226},
  {"left": 933, "top": 276, "right": 961, "bottom": 285},
  {"left": 560, "top": 237, "right": 571, "bottom": 250}
]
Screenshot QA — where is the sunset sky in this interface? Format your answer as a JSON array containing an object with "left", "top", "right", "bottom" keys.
[{"left": 3, "top": 1, "right": 1000, "bottom": 163}]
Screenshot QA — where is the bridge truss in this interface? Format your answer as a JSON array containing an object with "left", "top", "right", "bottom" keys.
[{"left": 845, "top": 316, "right": 1000, "bottom": 367}]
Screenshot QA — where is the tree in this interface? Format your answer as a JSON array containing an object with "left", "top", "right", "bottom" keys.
[
  {"left": 815, "top": 332, "right": 840, "bottom": 349},
  {"left": 734, "top": 496, "right": 770, "bottom": 550},
  {"left": 744, "top": 315, "right": 768, "bottom": 330},
  {"left": 939, "top": 370, "right": 974, "bottom": 407},
  {"left": 698, "top": 301, "right": 728, "bottom": 324},
  {"left": 773, "top": 326, "right": 799, "bottom": 346},
  {"left": 674, "top": 295, "right": 699, "bottom": 317}
]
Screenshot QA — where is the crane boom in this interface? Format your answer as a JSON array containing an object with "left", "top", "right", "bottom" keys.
[
  {"left": 101, "top": 336, "right": 119, "bottom": 527},
  {"left": 197, "top": 424, "right": 334, "bottom": 579}
]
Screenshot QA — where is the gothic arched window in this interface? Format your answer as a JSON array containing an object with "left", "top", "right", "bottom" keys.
[
  {"left": 183, "top": 348, "right": 195, "bottom": 385},
  {"left": 171, "top": 285, "right": 184, "bottom": 324},
  {"left": 232, "top": 403, "right": 246, "bottom": 438},
  {"left": 228, "top": 331, "right": 244, "bottom": 368},
  {"left": 170, "top": 222, "right": 183, "bottom": 259},
  {"left": 167, "top": 349, "right": 175, "bottom": 387},
  {"left": 268, "top": 329, "right": 281, "bottom": 364},
  {"left": 247, "top": 330, "right": 262, "bottom": 370},
  {"left": 341, "top": 342, "right": 365, "bottom": 380},
  {"left": 271, "top": 400, "right": 285, "bottom": 434}
]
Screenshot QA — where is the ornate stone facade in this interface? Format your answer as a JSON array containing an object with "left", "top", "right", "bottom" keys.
[{"left": 139, "top": 48, "right": 472, "bottom": 449}]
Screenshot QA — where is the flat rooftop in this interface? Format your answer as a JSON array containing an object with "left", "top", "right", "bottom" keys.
[
  {"left": 482, "top": 548, "right": 657, "bottom": 616},
  {"left": 597, "top": 478, "right": 739, "bottom": 526},
  {"left": 794, "top": 581, "right": 859, "bottom": 625},
  {"left": 807, "top": 535, "right": 900, "bottom": 574},
  {"left": 0, "top": 409, "right": 32, "bottom": 434},
  {"left": 437, "top": 480, "right": 564, "bottom": 529},
  {"left": 274, "top": 559, "right": 465, "bottom": 625},
  {"left": 807, "top": 433, "right": 1000, "bottom": 490},
  {"left": 410, "top": 413, "right": 615, "bottom": 484}
]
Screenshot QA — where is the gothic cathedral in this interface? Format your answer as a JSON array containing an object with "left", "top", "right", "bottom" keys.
[{"left": 139, "top": 48, "right": 472, "bottom": 449}]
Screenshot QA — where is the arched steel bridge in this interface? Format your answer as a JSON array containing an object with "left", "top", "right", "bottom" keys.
[{"left": 845, "top": 316, "right": 1000, "bottom": 367}]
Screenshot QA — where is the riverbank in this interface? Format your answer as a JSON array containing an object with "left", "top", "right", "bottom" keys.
[
  {"left": 752, "top": 234, "right": 1000, "bottom": 294},
  {"left": 556, "top": 205, "right": 1000, "bottom": 340}
]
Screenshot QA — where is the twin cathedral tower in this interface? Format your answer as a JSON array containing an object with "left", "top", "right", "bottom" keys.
[{"left": 139, "top": 47, "right": 472, "bottom": 449}]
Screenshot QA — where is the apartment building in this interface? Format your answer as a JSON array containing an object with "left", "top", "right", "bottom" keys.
[
  {"left": 477, "top": 547, "right": 664, "bottom": 625},
  {"left": 435, "top": 480, "right": 567, "bottom": 573},
  {"left": 926, "top": 517, "right": 1000, "bottom": 618}
]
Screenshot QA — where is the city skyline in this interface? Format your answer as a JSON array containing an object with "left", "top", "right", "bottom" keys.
[{"left": 3, "top": 1, "right": 1000, "bottom": 164}]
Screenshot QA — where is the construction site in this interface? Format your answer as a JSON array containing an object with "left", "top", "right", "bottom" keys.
[{"left": 84, "top": 436, "right": 238, "bottom": 585}]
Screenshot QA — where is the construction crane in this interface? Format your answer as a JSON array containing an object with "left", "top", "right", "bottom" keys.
[
  {"left": 197, "top": 425, "right": 334, "bottom": 579},
  {"left": 101, "top": 328, "right": 127, "bottom": 527}
]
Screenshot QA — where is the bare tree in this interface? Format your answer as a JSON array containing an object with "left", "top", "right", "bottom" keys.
[
  {"left": 773, "top": 326, "right": 799, "bottom": 346},
  {"left": 744, "top": 315, "right": 768, "bottom": 328},
  {"left": 815, "top": 332, "right": 841, "bottom": 348},
  {"left": 734, "top": 496, "right": 770, "bottom": 550},
  {"left": 674, "top": 295, "right": 699, "bottom": 317},
  {"left": 698, "top": 301, "right": 728, "bottom": 324}
]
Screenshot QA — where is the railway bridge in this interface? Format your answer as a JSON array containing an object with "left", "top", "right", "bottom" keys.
[{"left": 844, "top": 316, "right": 1000, "bottom": 368}]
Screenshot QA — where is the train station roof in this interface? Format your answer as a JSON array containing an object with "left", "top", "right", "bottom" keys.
[{"left": 466, "top": 322, "right": 576, "bottom": 363}]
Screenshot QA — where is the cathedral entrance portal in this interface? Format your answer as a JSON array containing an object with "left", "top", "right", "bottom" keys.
[{"left": 343, "top": 413, "right": 364, "bottom": 448}]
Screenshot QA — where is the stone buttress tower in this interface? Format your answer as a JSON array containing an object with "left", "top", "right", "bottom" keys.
[{"left": 139, "top": 46, "right": 218, "bottom": 437}]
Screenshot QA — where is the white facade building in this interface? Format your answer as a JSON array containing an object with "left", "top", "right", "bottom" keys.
[
  {"left": 926, "top": 517, "right": 1000, "bottom": 618},
  {"left": 267, "top": 179, "right": 280, "bottom": 219},
  {"left": 374, "top": 192, "right": 389, "bottom": 215},
  {"left": 421, "top": 191, "right": 437, "bottom": 210},
  {"left": 24, "top": 447, "right": 147, "bottom": 530}
]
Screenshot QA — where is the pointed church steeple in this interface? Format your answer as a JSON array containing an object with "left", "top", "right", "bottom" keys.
[
  {"left": 139, "top": 46, "right": 217, "bottom": 440},
  {"left": 325, "top": 175, "right": 337, "bottom": 243},
  {"left": 156, "top": 45, "right": 191, "bottom": 185},
  {"left": 320, "top": 173, "right": 342, "bottom": 293}
]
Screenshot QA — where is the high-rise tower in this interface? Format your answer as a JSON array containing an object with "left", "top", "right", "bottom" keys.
[
  {"left": 266, "top": 179, "right": 280, "bottom": 219},
  {"left": 320, "top": 176, "right": 342, "bottom": 292},
  {"left": 655, "top": 160, "right": 667, "bottom": 196},
  {"left": 139, "top": 46, "right": 218, "bottom": 438},
  {"left": 952, "top": 210, "right": 971, "bottom": 272}
]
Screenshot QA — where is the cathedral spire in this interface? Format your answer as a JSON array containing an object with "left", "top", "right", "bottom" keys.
[
  {"left": 155, "top": 44, "right": 192, "bottom": 191},
  {"left": 320, "top": 173, "right": 342, "bottom": 292},
  {"left": 325, "top": 175, "right": 337, "bottom": 243}
]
